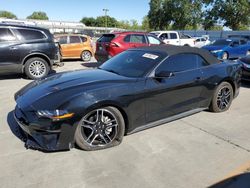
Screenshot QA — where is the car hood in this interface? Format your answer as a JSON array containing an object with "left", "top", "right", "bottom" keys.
[
  {"left": 202, "top": 45, "right": 226, "bottom": 51},
  {"left": 15, "top": 69, "right": 136, "bottom": 109}
]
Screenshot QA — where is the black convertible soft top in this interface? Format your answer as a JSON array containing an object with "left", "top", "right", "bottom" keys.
[{"left": 135, "top": 45, "right": 220, "bottom": 64}]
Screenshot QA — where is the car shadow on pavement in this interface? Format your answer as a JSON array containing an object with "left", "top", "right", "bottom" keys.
[
  {"left": 0, "top": 74, "right": 26, "bottom": 80},
  {"left": 209, "top": 173, "right": 250, "bottom": 188},
  {"left": 81, "top": 62, "right": 102, "bottom": 68}
]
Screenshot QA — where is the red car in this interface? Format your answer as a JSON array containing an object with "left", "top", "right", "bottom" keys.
[{"left": 95, "top": 31, "right": 164, "bottom": 62}]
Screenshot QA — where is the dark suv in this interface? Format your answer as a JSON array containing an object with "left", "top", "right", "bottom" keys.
[
  {"left": 0, "top": 24, "right": 61, "bottom": 79},
  {"left": 95, "top": 32, "right": 164, "bottom": 62}
]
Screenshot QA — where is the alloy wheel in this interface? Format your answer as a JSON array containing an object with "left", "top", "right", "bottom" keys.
[
  {"left": 82, "top": 51, "right": 91, "bottom": 61},
  {"left": 80, "top": 109, "right": 118, "bottom": 147},
  {"left": 216, "top": 86, "right": 231, "bottom": 110},
  {"left": 222, "top": 52, "right": 228, "bottom": 60},
  {"left": 28, "top": 60, "right": 46, "bottom": 78}
]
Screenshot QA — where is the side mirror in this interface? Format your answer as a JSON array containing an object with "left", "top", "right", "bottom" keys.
[{"left": 155, "top": 70, "right": 174, "bottom": 78}]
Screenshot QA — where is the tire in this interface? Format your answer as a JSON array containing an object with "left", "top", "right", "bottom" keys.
[
  {"left": 222, "top": 52, "right": 228, "bottom": 60},
  {"left": 24, "top": 57, "right": 50, "bottom": 80},
  {"left": 81, "top": 50, "right": 92, "bottom": 62},
  {"left": 209, "top": 82, "right": 234, "bottom": 113},
  {"left": 184, "top": 44, "right": 190, "bottom": 46},
  {"left": 75, "top": 106, "right": 125, "bottom": 151}
]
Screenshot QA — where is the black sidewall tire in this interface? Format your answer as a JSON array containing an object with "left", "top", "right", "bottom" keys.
[
  {"left": 81, "top": 50, "right": 91, "bottom": 62},
  {"left": 209, "top": 82, "right": 233, "bottom": 113},
  {"left": 222, "top": 52, "right": 228, "bottom": 60},
  {"left": 75, "top": 106, "right": 125, "bottom": 151},
  {"left": 24, "top": 57, "right": 50, "bottom": 80}
]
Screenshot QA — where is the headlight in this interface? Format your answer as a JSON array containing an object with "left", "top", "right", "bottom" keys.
[
  {"left": 211, "top": 50, "right": 223, "bottom": 53},
  {"left": 243, "top": 63, "right": 250, "bottom": 69},
  {"left": 37, "top": 110, "right": 74, "bottom": 121}
]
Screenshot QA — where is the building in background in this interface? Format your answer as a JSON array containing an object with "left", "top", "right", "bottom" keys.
[{"left": 0, "top": 18, "right": 125, "bottom": 37}]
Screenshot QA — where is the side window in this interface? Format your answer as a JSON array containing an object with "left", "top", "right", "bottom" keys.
[
  {"left": 159, "top": 33, "right": 168, "bottom": 40},
  {"left": 240, "top": 40, "right": 247, "bottom": 45},
  {"left": 201, "top": 38, "right": 206, "bottom": 42},
  {"left": 17, "top": 29, "right": 46, "bottom": 40},
  {"left": 232, "top": 41, "right": 240, "bottom": 47},
  {"left": 124, "top": 35, "right": 130, "bottom": 42},
  {"left": 196, "top": 55, "right": 209, "bottom": 67},
  {"left": 69, "top": 36, "right": 81, "bottom": 44},
  {"left": 170, "top": 33, "right": 177, "bottom": 39},
  {"left": 0, "top": 28, "right": 16, "bottom": 42},
  {"left": 58, "top": 36, "right": 67, "bottom": 44},
  {"left": 156, "top": 53, "right": 198, "bottom": 73},
  {"left": 124, "top": 34, "right": 146, "bottom": 44},
  {"left": 80, "top": 36, "right": 87, "bottom": 43},
  {"left": 148, "top": 36, "right": 161, "bottom": 45}
]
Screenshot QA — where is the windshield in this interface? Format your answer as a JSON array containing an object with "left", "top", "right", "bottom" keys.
[
  {"left": 99, "top": 50, "right": 165, "bottom": 78},
  {"left": 98, "top": 34, "right": 116, "bottom": 43},
  {"left": 150, "top": 32, "right": 160, "bottom": 37},
  {"left": 212, "top": 39, "right": 232, "bottom": 46}
]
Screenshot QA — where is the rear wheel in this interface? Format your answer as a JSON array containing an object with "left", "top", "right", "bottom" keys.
[
  {"left": 209, "top": 82, "right": 233, "bottom": 113},
  {"left": 24, "top": 57, "right": 50, "bottom": 80},
  {"left": 222, "top": 52, "right": 228, "bottom": 60},
  {"left": 75, "top": 106, "right": 125, "bottom": 151},
  {"left": 81, "top": 50, "right": 92, "bottom": 62}
]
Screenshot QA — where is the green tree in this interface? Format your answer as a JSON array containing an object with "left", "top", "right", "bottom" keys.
[
  {"left": 27, "top": 11, "right": 49, "bottom": 20},
  {"left": 130, "top": 19, "right": 141, "bottom": 30},
  {"left": 80, "top": 17, "right": 97, "bottom": 26},
  {"left": 148, "top": 0, "right": 165, "bottom": 30},
  {"left": 204, "top": 0, "right": 250, "bottom": 30},
  {"left": 117, "top": 20, "right": 131, "bottom": 29},
  {"left": 141, "top": 16, "right": 151, "bottom": 31},
  {"left": 0, "top": 10, "right": 17, "bottom": 19},
  {"left": 148, "top": 0, "right": 204, "bottom": 30},
  {"left": 95, "top": 16, "right": 118, "bottom": 27}
]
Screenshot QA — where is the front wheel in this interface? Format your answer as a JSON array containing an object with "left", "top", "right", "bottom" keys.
[
  {"left": 75, "top": 106, "right": 125, "bottom": 151},
  {"left": 222, "top": 52, "right": 228, "bottom": 60},
  {"left": 209, "top": 82, "right": 234, "bottom": 113},
  {"left": 81, "top": 50, "right": 92, "bottom": 62},
  {"left": 24, "top": 57, "right": 50, "bottom": 80}
]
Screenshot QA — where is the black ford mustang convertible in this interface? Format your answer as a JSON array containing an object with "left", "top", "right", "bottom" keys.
[{"left": 14, "top": 45, "right": 242, "bottom": 151}]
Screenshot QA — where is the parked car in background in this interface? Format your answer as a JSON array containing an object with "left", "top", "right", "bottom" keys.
[
  {"left": 228, "top": 34, "right": 250, "bottom": 41},
  {"left": 54, "top": 34, "right": 94, "bottom": 62},
  {"left": 150, "top": 31, "right": 195, "bottom": 47},
  {"left": 202, "top": 38, "right": 250, "bottom": 60},
  {"left": 194, "top": 37, "right": 211, "bottom": 48},
  {"left": 238, "top": 55, "right": 250, "bottom": 81},
  {"left": 14, "top": 45, "right": 241, "bottom": 151},
  {"left": 95, "top": 31, "right": 164, "bottom": 62},
  {"left": 0, "top": 24, "right": 61, "bottom": 79}
]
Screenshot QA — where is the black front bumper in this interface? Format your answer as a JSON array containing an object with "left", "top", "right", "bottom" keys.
[
  {"left": 242, "top": 69, "right": 250, "bottom": 81},
  {"left": 14, "top": 106, "right": 75, "bottom": 151}
]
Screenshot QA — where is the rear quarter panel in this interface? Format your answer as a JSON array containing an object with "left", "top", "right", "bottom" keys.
[{"left": 199, "top": 61, "right": 242, "bottom": 108}]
